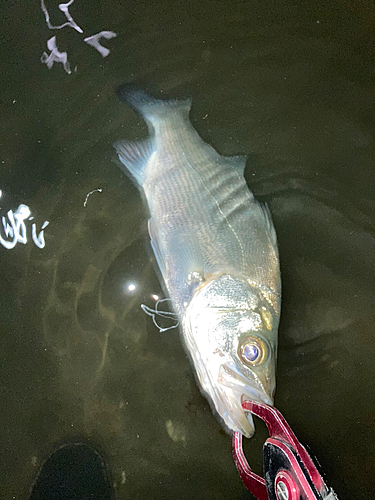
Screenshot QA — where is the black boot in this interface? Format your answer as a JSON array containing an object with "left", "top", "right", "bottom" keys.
[{"left": 29, "top": 443, "right": 114, "bottom": 500}]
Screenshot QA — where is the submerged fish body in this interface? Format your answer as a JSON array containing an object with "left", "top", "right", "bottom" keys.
[{"left": 114, "top": 85, "right": 281, "bottom": 437}]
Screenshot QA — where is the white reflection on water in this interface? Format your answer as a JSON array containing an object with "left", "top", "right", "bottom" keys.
[
  {"left": 40, "top": 0, "right": 117, "bottom": 74},
  {"left": 84, "top": 32, "right": 118, "bottom": 58},
  {"left": 126, "top": 282, "right": 137, "bottom": 293},
  {"left": 41, "top": 36, "right": 71, "bottom": 75},
  {"left": 40, "top": 0, "right": 83, "bottom": 33},
  {"left": 0, "top": 191, "right": 49, "bottom": 250}
]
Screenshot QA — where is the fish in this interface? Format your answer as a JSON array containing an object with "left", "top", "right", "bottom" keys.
[{"left": 114, "top": 84, "right": 281, "bottom": 437}]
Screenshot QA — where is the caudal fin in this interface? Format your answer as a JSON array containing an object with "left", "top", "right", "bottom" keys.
[{"left": 115, "top": 83, "right": 192, "bottom": 124}]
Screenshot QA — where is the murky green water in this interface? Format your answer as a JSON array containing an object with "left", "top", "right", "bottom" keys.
[{"left": 0, "top": 1, "right": 374, "bottom": 499}]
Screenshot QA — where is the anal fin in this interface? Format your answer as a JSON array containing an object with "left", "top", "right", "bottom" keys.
[{"left": 113, "top": 137, "right": 155, "bottom": 186}]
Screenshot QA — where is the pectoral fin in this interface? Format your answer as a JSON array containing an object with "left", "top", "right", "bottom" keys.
[
  {"left": 148, "top": 219, "right": 205, "bottom": 290},
  {"left": 148, "top": 218, "right": 168, "bottom": 278},
  {"left": 168, "top": 228, "right": 205, "bottom": 287}
]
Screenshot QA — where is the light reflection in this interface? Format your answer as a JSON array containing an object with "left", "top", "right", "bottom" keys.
[
  {"left": 151, "top": 294, "right": 159, "bottom": 301},
  {"left": 124, "top": 282, "right": 137, "bottom": 294}
]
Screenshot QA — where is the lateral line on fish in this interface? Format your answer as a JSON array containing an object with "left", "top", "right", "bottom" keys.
[{"left": 183, "top": 156, "right": 246, "bottom": 274}]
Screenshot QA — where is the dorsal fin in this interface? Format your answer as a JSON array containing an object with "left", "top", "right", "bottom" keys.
[
  {"left": 258, "top": 201, "right": 278, "bottom": 248},
  {"left": 225, "top": 155, "right": 247, "bottom": 176}
]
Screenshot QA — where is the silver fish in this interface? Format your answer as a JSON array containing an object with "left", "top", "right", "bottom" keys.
[{"left": 114, "top": 85, "right": 281, "bottom": 437}]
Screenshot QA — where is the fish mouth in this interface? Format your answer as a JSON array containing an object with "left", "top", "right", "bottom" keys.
[{"left": 216, "top": 363, "right": 273, "bottom": 438}]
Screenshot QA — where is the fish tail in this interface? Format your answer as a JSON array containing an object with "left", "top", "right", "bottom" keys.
[{"left": 116, "top": 83, "right": 192, "bottom": 124}]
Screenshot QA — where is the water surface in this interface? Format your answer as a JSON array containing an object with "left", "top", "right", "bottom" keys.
[{"left": 0, "top": 1, "right": 374, "bottom": 499}]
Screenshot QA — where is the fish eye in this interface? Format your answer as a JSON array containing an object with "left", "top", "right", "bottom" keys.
[{"left": 238, "top": 335, "right": 267, "bottom": 366}]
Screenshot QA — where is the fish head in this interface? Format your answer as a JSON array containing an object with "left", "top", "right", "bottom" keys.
[{"left": 184, "top": 274, "right": 279, "bottom": 438}]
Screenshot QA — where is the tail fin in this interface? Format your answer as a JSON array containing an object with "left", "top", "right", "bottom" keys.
[{"left": 116, "top": 83, "right": 192, "bottom": 124}]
